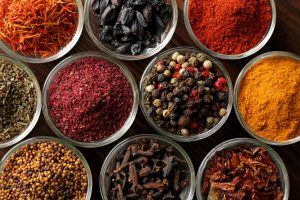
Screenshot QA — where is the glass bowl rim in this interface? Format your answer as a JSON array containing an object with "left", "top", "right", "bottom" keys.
[
  {"left": 234, "top": 51, "right": 300, "bottom": 146},
  {"left": 183, "top": 0, "right": 277, "bottom": 60},
  {"left": 0, "top": 54, "right": 42, "bottom": 149},
  {"left": 0, "top": 136, "right": 93, "bottom": 200},
  {"left": 42, "top": 51, "right": 139, "bottom": 148},
  {"left": 99, "top": 133, "right": 196, "bottom": 200},
  {"left": 196, "top": 137, "right": 290, "bottom": 200},
  {"left": 139, "top": 46, "right": 234, "bottom": 142},
  {"left": 0, "top": 0, "right": 84, "bottom": 64},
  {"left": 84, "top": 0, "right": 178, "bottom": 61}
]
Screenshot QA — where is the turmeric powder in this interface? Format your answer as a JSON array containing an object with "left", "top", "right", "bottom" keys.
[{"left": 238, "top": 55, "right": 300, "bottom": 142}]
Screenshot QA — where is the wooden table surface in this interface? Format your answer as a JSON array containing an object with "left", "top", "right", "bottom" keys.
[{"left": 1, "top": 0, "right": 299, "bottom": 199}]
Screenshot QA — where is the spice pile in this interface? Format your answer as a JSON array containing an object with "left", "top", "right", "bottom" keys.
[
  {"left": 0, "top": 141, "right": 88, "bottom": 199},
  {"left": 0, "top": 59, "right": 37, "bottom": 142},
  {"left": 48, "top": 57, "right": 133, "bottom": 142},
  {"left": 143, "top": 51, "right": 229, "bottom": 136},
  {"left": 107, "top": 138, "right": 189, "bottom": 199},
  {"left": 202, "top": 145, "right": 283, "bottom": 200},
  {"left": 0, "top": 0, "right": 78, "bottom": 58},
  {"left": 238, "top": 56, "right": 300, "bottom": 142},
  {"left": 92, "top": 0, "right": 171, "bottom": 55},
  {"left": 188, "top": 0, "right": 272, "bottom": 55}
]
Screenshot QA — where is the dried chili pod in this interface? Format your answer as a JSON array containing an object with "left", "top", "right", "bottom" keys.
[
  {"left": 142, "top": 3, "right": 153, "bottom": 22},
  {"left": 128, "top": 0, "right": 147, "bottom": 6},
  {"left": 117, "top": 5, "right": 135, "bottom": 25},
  {"left": 100, "top": 26, "right": 113, "bottom": 42},
  {"left": 115, "top": 43, "right": 132, "bottom": 53},
  {"left": 136, "top": 11, "right": 148, "bottom": 27},
  {"left": 100, "top": 5, "right": 119, "bottom": 25},
  {"left": 111, "top": 0, "right": 122, "bottom": 7},
  {"left": 99, "top": 0, "right": 110, "bottom": 14},
  {"left": 92, "top": 0, "right": 100, "bottom": 14},
  {"left": 131, "top": 41, "right": 143, "bottom": 55}
]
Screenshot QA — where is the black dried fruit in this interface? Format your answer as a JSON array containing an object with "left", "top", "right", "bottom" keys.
[
  {"left": 111, "top": 0, "right": 121, "bottom": 7},
  {"left": 159, "top": 4, "right": 171, "bottom": 24},
  {"left": 100, "top": 26, "right": 113, "bottom": 42},
  {"left": 100, "top": 5, "right": 119, "bottom": 25},
  {"left": 120, "top": 35, "right": 134, "bottom": 42},
  {"left": 142, "top": 3, "right": 153, "bottom": 22},
  {"left": 99, "top": 0, "right": 110, "bottom": 15},
  {"left": 136, "top": 11, "right": 148, "bottom": 27},
  {"left": 112, "top": 25, "right": 123, "bottom": 38},
  {"left": 115, "top": 43, "right": 131, "bottom": 53},
  {"left": 92, "top": 0, "right": 100, "bottom": 14},
  {"left": 152, "top": 14, "right": 165, "bottom": 32},
  {"left": 131, "top": 41, "right": 143, "bottom": 55},
  {"left": 117, "top": 5, "right": 134, "bottom": 25},
  {"left": 128, "top": 0, "right": 147, "bottom": 6}
]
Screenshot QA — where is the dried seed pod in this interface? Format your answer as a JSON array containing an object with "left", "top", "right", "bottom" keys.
[
  {"left": 131, "top": 41, "right": 143, "bottom": 55},
  {"left": 143, "top": 3, "right": 153, "bottom": 22},
  {"left": 100, "top": 5, "right": 118, "bottom": 25},
  {"left": 136, "top": 11, "right": 148, "bottom": 27},
  {"left": 117, "top": 5, "right": 135, "bottom": 25},
  {"left": 100, "top": 26, "right": 113, "bottom": 42}
]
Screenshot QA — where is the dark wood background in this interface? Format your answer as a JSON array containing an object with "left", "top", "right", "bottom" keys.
[{"left": 1, "top": 0, "right": 299, "bottom": 199}]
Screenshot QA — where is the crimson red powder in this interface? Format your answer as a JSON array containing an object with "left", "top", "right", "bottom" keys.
[
  {"left": 188, "top": 0, "right": 272, "bottom": 55},
  {"left": 48, "top": 57, "right": 133, "bottom": 142}
]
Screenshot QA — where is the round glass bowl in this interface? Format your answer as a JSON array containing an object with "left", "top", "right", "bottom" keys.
[
  {"left": 0, "top": 136, "right": 93, "bottom": 200},
  {"left": 140, "top": 47, "right": 233, "bottom": 142},
  {"left": 234, "top": 51, "right": 300, "bottom": 145},
  {"left": 0, "top": 0, "right": 84, "bottom": 63},
  {"left": 84, "top": 0, "right": 178, "bottom": 60},
  {"left": 42, "top": 52, "right": 139, "bottom": 148},
  {"left": 0, "top": 54, "right": 41, "bottom": 149},
  {"left": 100, "top": 134, "right": 196, "bottom": 200},
  {"left": 183, "top": 0, "right": 276, "bottom": 60},
  {"left": 196, "top": 138, "right": 289, "bottom": 200}
]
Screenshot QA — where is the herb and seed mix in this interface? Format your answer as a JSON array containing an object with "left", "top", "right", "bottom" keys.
[{"left": 0, "top": 59, "right": 37, "bottom": 142}]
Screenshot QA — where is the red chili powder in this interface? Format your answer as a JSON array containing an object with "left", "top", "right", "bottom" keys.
[
  {"left": 188, "top": 0, "right": 272, "bottom": 55},
  {"left": 48, "top": 58, "right": 133, "bottom": 142}
]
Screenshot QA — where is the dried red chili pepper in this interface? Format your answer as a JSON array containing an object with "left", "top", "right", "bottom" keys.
[
  {"left": 48, "top": 57, "right": 133, "bottom": 142},
  {"left": 202, "top": 145, "right": 283, "bottom": 200},
  {"left": 0, "top": 0, "right": 78, "bottom": 58}
]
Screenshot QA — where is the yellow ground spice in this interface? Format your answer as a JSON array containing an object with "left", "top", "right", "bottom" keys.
[{"left": 238, "top": 56, "right": 300, "bottom": 142}]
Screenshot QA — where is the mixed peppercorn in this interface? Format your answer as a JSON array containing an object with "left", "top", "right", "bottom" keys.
[
  {"left": 0, "top": 141, "right": 88, "bottom": 199},
  {"left": 143, "top": 51, "right": 229, "bottom": 136}
]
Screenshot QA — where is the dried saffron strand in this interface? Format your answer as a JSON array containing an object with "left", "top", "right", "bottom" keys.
[{"left": 0, "top": 0, "right": 78, "bottom": 58}]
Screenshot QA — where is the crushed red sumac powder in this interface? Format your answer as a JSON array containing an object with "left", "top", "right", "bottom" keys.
[
  {"left": 202, "top": 145, "right": 283, "bottom": 200},
  {"left": 48, "top": 57, "right": 133, "bottom": 142}
]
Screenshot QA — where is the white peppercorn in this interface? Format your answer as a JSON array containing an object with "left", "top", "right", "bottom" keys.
[
  {"left": 176, "top": 55, "right": 185, "bottom": 64},
  {"left": 171, "top": 52, "right": 180, "bottom": 61},
  {"left": 170, "top": 78, "right": 178, "bottom": 86},
  {"left": 162, "top": 109, "right": 171, "bottom": 118},
  {"left": 179, "top": 69, "right": 185, "bottom": 75},
  {"left": 213, "top": 118, "right": 220, "bottom": 124},
  {"left": 146, "top": 84, "right": 155, "bottom": 92},
  {"left": 180, "top": 128, "right": 189, "bottom": 136},
  {"left": 182, "top": 62, "right": 189, "bottom": 69},
  {"left": 219, "top": 108, "right": 227, "bottom": 117},
  {"left": 156, "top": 64, "right": 165, "bottom": 72},
  {"left": 156, "top": 108, "right": 163, "bottom": 115},
  {"left": 182, "top": 94, "right": 189, "bottom": 101},
  {"left": 153, "top": 99, "right": 162, "bottom": 107},
  {"left": 196, "top": 53, "right": 206, "bottom": 62},
  {"left": 203, "top": 60, "right": 213, "bottom": 69},
  {"left": 206, "top": 117, "right": 214, "bottom": 124},
  {"left": 169, "top": 61, "right": 176, "bottom": 67},
  {"left": 164, "top": 70, "right": 171, "bottom": 77},
  {"left": 197, "top": 80, "right": 205, "bottom": 86}
]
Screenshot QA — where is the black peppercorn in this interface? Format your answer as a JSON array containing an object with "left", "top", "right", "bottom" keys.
[
  {"left": 170, "top": 112, "right": 179, "bottom": 120},
  {"left": 166, "top": 92, "right": 174, "bottom": 101},
  {"left": 200, "top": 108, "right": 207, "bottom": 116},
  {"left": 157, "top": 74, "right": 165, "bottom": 82},
  {"left": 184, "top": 109, "right": 193, "bottom": 116},
  {"left": 182, "top": 70, "right": 190, "bottom": 79},
  {"left": 186, "top": 78, "right": 196, "bottom": 87},
  {"left": 182, "top": 86, "right": 191, "bottom": 94},
  {"left": 151, "top": 89, "right": 160, "bottom": 98},
  {"left": 148, "top": 106, "right": 156, "bottom": 115},
  {"left": 173, "top": 97, "right": 181, "bottom": 104},
  {"left": 217, "top": 92, "right": 227, "bottom": 101},
  {"left": 203, "top": 95, "right": 213, "bottom": 103},
  {"left": 220, "top": 101, "right": 228, "bottom": 108},
  {"left": 198, "top": 86, "right": 205, "bottom": 95},
  {"left": 187, "top": 100, "right": 194, "bottom": 108},
  {"left": 205, "top": 78, "right": 213, "bottom": 86}
]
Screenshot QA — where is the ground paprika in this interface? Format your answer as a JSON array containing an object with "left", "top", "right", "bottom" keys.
[{"left": 188, "top": 0, "right": 272, "bottom": 55}]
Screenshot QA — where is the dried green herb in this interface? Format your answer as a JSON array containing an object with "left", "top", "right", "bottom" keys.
[{"left": 0, "top": 59, "right": 37, "bottom": 142}]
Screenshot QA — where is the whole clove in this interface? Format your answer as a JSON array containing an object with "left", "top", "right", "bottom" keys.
[{"left": 107, "top": 139, "right": 189, "bottom": 199}]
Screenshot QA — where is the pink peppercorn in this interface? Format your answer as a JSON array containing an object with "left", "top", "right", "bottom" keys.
[{"left": 48, "top": 58, "right": 133, "bottom": 142}]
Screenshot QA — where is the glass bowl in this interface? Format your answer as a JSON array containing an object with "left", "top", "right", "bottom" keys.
[
  {"left": 99, "top": 134, "right": 196, "bottom": 200},
  {"left": 84, "top": 0, "right": 178, "bottom": 60},
  {"left": 0, "top": 54, "right": 42, "bottom": 149},
  {"left": 196, "top": 138, "right": 289, "bottom": 200},
  {"left": 140, "top": 47, "right": 233, "bottom": 142},
  {"left": 183, "top": 0, "right": 276, "bottom": 60},
  {"left": 0, "top": 136, "right": 93, "bottom": 200},
  {"left": 42, "top": 51, "right": 139, "bottom": 148},
  {"left": 234, "top": 51, "right": 300, "bottom": 146},
  {"left": 0, "top": 0, "right": 84, "bottom": 63}
]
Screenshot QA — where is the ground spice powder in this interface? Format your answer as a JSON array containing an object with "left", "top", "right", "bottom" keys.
[
  {"left": 48, "top": 58, "right": 133, "bottom": 142},
  {"left": 238, "top": 56, "right": 300, "bottom": 142},
  {"left": 188, "top": 0, "right": 272, "bottom": 55}
]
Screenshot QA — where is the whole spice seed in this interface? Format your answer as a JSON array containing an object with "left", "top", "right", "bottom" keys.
[
  {"left": 0, "top": 0, "right": 78, "bottom": 58},
  {"left": 143, "top": 51, "right": 229, "bottom": 136},
  {"left": 188, "top": 0, "right": 272, "bottom": 55},
  {"left": 0, "top": 59, "right": 37, "bottom": 142},
  {"left": 0, "top": 141, "right": 88, "bottom": 199},
  {"left": 92, "top": 0, "right": 172, "bottom": 55},
  {"left": 238, "top": 56, "right": 300, "bottom": 142},
  {"left": 107, "top": 138, "right": 189, "bottom": 199},
  {"left": 202, "top": 145, "right": 283, "bottom": 200},
  {"left": 48, "top": 57, "right": 133, "bottom": 142}
]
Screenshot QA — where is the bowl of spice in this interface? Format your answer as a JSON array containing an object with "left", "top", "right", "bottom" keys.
[
  {"left": 84, "top": 0, "right": 178, "bottom": 60},
  {"left": 184, "top": 0, "right": 276, "bottom": 59},
  {"left": 234, "top": 51, "right": 300, "bottom": 145},
  {"left": 196, "top": 138, "right": 289, "bottom": 200},
  {"left": 0, "top": 136, "right": 92, "bottom": 199},
  {"left": 42, "top": 52, "right": 139, "bottom": 148},
  {"left": 0, "top": 55, "right": 41, "bottom": 149},
  {"left": 100, "top": 134, "right": 195, "bottom": 199},
  {"left": 0, "top": 0, "right": 84, "bottom": 63},
  {"left": 140, "top": 47, "right": 233, "bottom": 142}
]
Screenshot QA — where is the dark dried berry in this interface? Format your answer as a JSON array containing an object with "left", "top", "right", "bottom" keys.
[
  {"left": 173, "top": 97, "right": 181, "bottom": 104},
  {"left": 198, "top": 86, "right": 205, "bottom": 95},
  {"left": 220, "top": 101, "right": 228, "bottom": 108},
  {"left": 194, "top": 72, "right": 202, "bottom": 80},
  {"left": 136, "top": 11, "right": 148, "bottom": 27},
  {"left": 182, "top": 86, "right": 190, "bottom": 93},
  {"left": 184, "top": 109, "right": 193, "bottom": 116},
  {"left": 157, "top": 74, "right": 165, "bottom": 82},
  {"left": 182, "top": 70, "right": 190, "bottom": 79},
  {"left": 203, "top": 95, "right": 213, "bottom": 103},
  {"left": 217, "top": 92, "right": 227, "bottom": 101},
  {"left": 170, "top": 112, "right": 179, "bottom": 120},
  {"left": 151, "top": 89, "right": 160, "bottom": 98},
  {"left": 187, "top": 100, "right": 194, "bottom": 108},
  {"left": 205, "top": 78, "right": 213, "bottom": 86},
  {"left": 160, "top": 81, "right": 168, "bottom": 90},
  {"left": 173, "top": 87, "right": 182, "bottom": 96},
  {"left": 186, "top": 78, "right": 196, "bottom": 87},
  {"left": 148, "top": 106, "right": 156, "bottom": 115}
]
